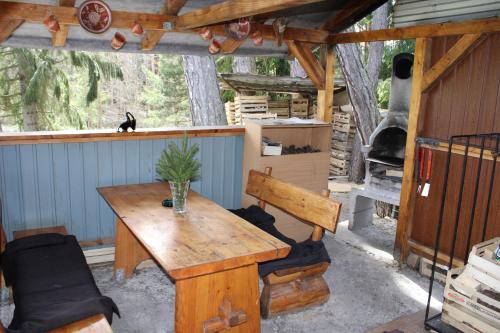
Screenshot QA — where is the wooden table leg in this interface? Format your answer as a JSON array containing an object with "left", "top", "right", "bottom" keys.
[
  {"left": 175, "top": 263, "right": 261, "bottom": 333},
  {"left": 114, "top": 217, "right": 151, "bottom": 280}
]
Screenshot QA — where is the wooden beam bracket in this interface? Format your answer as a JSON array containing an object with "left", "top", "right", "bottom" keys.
[
  {"left": 286, "top": 40, "right": 325, "bottom": 90},
  {"left": 421, "top": 33, "right": 486, "bottom": 92}
]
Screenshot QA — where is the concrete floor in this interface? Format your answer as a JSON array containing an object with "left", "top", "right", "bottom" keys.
[{"left": 0, "top": 188, "right": 444, "bottom": 333}]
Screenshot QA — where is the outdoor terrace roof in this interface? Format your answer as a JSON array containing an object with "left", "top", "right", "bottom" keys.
[{"left": 0, "top": 0, "right": 386, "bottom": 56}]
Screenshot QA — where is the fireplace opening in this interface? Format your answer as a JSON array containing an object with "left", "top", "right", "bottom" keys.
[{"left": 367, "top": 127, "right": 407, "bottom": 167}]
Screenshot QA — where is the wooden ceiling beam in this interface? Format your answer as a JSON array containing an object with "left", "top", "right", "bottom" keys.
[
  {"left": 285, "top": 40, "right": 325, "bottom": 90},
  {"left": 175, "top": 0, "right": 323, "bottom": 30},
  {"left": 0, "top": 1, "right": 175, "bottom": 31},
  {"left": 0, "top": 18, "right": 24, "bottom": 43},
  {"left": 328, "top": 17, "right": 500, "bottom": 44},
  {"left": 51, "top": 0, "right": 76, "bottom": 47},
  {"left": 421, "top": 33, "right": 486, "bottom": 92},
  {"left": 141, "top": 0, "right": 187, "bottom": 51}
]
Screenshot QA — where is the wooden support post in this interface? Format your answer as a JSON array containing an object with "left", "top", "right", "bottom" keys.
[
  {"left": 395, "top": 38, "right": 429, "bottom": 262},
  {"left": 51, "top": 0, "right": 75, "bottom": 47},
  {"left": 316, "top": 45, "right": 335, "bottom": 122},
  {"left": 421, "top": 33, "right": 485, "bottom": 92}
]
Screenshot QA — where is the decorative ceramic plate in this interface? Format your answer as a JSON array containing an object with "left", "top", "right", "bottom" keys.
[
  {"left": 78, "top": 0, "right": 112, "bottom": 34},
  {"left": 224, "top": 18, "right": 251, "bottom": 41}
]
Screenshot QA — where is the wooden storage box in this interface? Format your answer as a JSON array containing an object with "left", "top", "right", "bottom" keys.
[{"left": 241, "top": 120, "right": 331, "bottom": 241}]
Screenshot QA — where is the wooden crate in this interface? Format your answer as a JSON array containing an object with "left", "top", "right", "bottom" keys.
[
  {"left": 225, "top": 102, "right": 236, "bottom": 125},
  {"left": 241, "top": 113, "right": 277, "bottom": 125},
  {"left": 333, "top": 122, "right": 356, "bottom": 133},
  {"left": 468, "top": 237, "right": 500, "bottom": 282},
  {"left": 329, "top": 165, "right": 349, "bottom": 176},
  {"left": 235, "top": 96, "right": 268, "bottom": 114},
  {"left": 330, "top": 157, "right": 350, "bottom": 169},
  {"left": 268, "top": 100, "right": 290, "bottom": 119},
  {"left": 291, "top": 98, "right": 309, "bottom": 119},
  {"left": 442, "top": 299, "right": 500, "bottom": 333},
  {"left": 333, "top": 112, "right": 352, "bottom": 124},
  {"left": 331, "top": 149, "right": 352, "bottom": 160},
  {"left": 444, "top": 267, "right": 500, "bottom": 326},
  {"left": 332, "top": 140, "right": 354, "bottom": 152}
]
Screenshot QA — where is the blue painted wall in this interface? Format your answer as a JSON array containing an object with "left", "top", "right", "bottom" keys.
[{"left": 0, "top": 135, "right": 244, "bottom": 242}]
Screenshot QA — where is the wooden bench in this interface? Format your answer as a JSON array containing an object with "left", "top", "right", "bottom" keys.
[
  {"left": 0, "top": 223, "right": 113, "bottom": 333},
  {"left": 245, "top": 168, "right": 342, "bottom": 317}
]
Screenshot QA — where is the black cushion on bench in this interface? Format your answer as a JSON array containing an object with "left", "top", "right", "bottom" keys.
[
  {"left": 1, "top": 233, "right": 119, "bottom": 333},
  {"left": 230, "top": 206, "right": 331, "bottom": 277}
]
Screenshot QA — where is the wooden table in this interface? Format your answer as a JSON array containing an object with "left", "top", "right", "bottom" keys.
[{"left": 98, "top": 182, "right": 290, "bottom": 333}]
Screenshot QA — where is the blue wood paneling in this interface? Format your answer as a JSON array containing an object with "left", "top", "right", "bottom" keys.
[{"left": 0, "top": 135, "right": 244, "bottom": 242}]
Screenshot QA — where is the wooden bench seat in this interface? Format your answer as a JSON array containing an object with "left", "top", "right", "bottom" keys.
[
  {"left": 244, "top": 168, "right": 341, "bottom": 317},
  {"left": 0, "top": 223, "right": 115, "bottom": 333}
]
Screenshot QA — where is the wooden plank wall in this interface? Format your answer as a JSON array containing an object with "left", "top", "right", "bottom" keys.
[
  {"left": 0, "top": 136, "right": 244, "bottom": 242},
  {"left": 410, "top": 32, "right": 500, "bottom": 259}
]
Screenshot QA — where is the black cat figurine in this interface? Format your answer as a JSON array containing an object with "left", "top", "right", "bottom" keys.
[{"left": 117, "top": 112, "right": 136, "bottom": 132}]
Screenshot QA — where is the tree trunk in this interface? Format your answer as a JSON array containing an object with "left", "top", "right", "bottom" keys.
[
  {"left": 336, "top": 40, "right": 380, "bottom": 144},
  {"left": 232, "top": 56, "right": 256, "bottom": 74},
  {"left": 232, "top": 56, "right": 256, "bottom": 96},
  {"left": 182, "top": 55, "right": 227, "bottom": 126},
  {"left": 15, "top": 51, "right": 39, "bottom": 131},
  {"left": 367, "top": 3, "right": 389, "bottom": 91},
  {"left": 290, "top": 59, "right": 307, "bottom": 78},
  {"left": 336, "top": 3, "right": 388, "bottom": 182}
]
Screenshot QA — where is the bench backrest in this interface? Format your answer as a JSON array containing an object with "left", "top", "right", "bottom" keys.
[{"left": 245, "top": 169, "right": 341, "bottom": 236}]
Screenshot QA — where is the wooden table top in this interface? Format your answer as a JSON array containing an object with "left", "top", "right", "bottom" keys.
[{"left": 98, "top": 182, "right": 290, "bottom": 280}]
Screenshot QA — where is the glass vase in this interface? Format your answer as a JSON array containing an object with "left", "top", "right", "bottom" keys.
[{"left": 169, "top": 180, "right": 190, "bottom": 214}]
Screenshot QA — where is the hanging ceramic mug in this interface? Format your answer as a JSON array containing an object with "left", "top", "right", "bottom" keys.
[
  {"left": 130, "top": 22, "right": 144, "bottom": 37},
  {"left": 44, "top": 15, "right": 61, "bottom": 33},
  {"left": 251, "top": 31, "right": 263, "bottom": 46},
  {"left": 208, "top": 39, "right": 221, "bottom": 54},
  {"left": 199, "top": 27, "right": 213, "bottom": 41},
  {"left": 111, "top": 32, "right": 126, "bottom": 50}
]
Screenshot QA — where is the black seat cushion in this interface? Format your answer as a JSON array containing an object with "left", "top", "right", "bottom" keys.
[
  {"left": 1, "top": 233, "right": 119, "bottom": 333},
  {"left": 230, "top": 206, "right": 330, "bottom": 277}
]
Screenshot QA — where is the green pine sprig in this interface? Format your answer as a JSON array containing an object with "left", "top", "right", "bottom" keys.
[{"left": 156, "top": 133, "right": 201, "bottom": 183}]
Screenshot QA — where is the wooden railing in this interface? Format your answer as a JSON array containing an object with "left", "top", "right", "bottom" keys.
[
  {"left": 0, "top": 126, "right": 245, "bottom": 145},
  {"left": 0, "top": 126, "right": 245, "bottom": 243}
]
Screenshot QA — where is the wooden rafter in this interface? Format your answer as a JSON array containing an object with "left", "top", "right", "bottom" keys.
[
  {"left": 421, "top": 33, "right": 486, "bottom": 92},
  {"left": 285, "top": 40, "right": 325, "bottom": 90},
  {"left": 141, "top": 0, "right": 187, "bottom": 51},
  {"left": 0, "top": 18, "right": 23, "bottom": 43},
  {"left": 0, "top": 1, "right": 175, "bottom": 31},
  {"left": 175, "top": 0, "right": 323, "bottom": 30},
  {"left": 320, "top": 0, "right": 386, "bottom": 32},
  {"left": 328, "top": 17, "right": 500, "bottom": 44},
  {"left": 221, "top": 39, "right": 246, "bottom": 54},
  {"left": 51, "top": 0, "right": 76, "bottom": 47}
]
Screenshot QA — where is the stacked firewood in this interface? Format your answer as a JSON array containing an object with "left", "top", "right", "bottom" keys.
[{"left": 330, "top": 105, "right": 356, "bottom": 176}]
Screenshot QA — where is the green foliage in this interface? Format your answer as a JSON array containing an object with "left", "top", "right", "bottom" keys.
[
  {"left": 156, "top": 133, "right": 201, "bottom": 183},
  {"left": 376, "top": 78, "right": 391, "bottom": 109},
  {"left": 0, "top": 47, "right": 123, "bottom": 131},
  {"left": 139, "top": 55, "right": 190, "bottom": 127},
  {"left": 379, "top": 40, "right": 415, "bottom": 81},
  {"left": 256, "top": 57, "right": 290, "bottom": 76}
]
